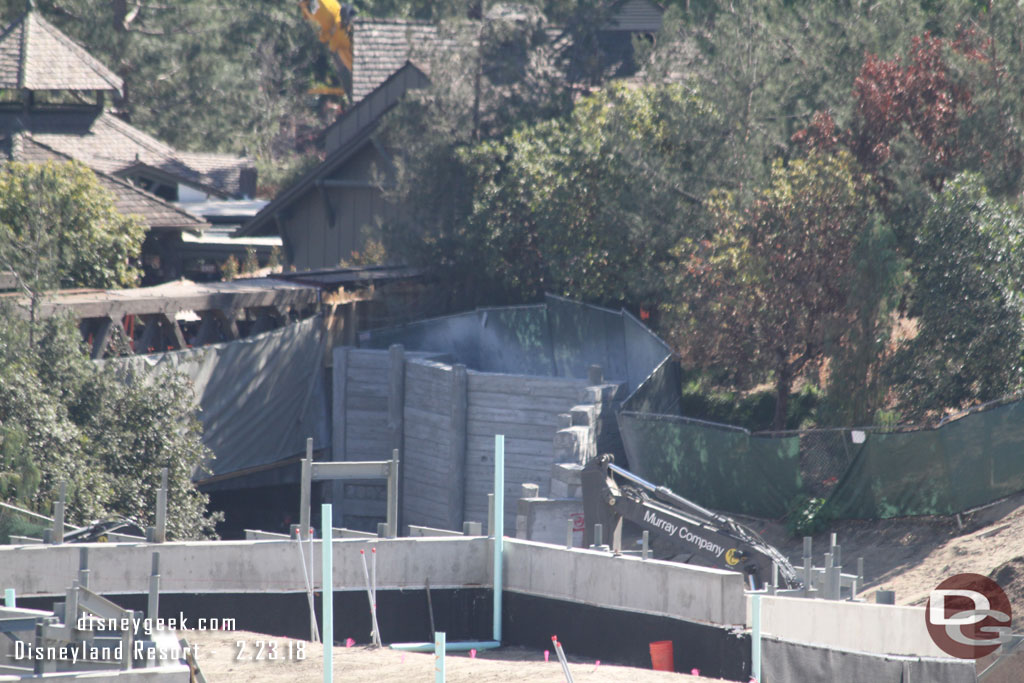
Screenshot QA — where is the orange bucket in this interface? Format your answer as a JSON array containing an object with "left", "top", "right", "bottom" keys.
[{"left": 649, "top": 640, "right": 674, "bottom": 672}]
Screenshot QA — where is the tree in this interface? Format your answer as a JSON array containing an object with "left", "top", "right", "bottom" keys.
[
  {"left": 0, "top": 161, "right": 146, "bottom": 340},
  {"left": 0, "top": 312, "right": 221, "bottom": 539},
  {"left": 886, "top": 173, "right": 1024, "bottom": 419},
  {"left": 0, "top": 161, "right": 145, "bottom": 291},
  {"left": 676, "top": 152, "right": 889, "bottom": 430}
]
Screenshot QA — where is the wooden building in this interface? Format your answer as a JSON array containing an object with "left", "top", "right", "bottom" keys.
[
  {"left": 241, "top": 1, "right": 664, "bottom": 271},
  {"left": 0, "top": 6, "right": 260, "bottom": 283}
]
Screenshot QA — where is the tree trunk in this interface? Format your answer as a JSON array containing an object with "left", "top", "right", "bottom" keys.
[{"left": 772, "top": 367, "right": 791, "bottom": 432}]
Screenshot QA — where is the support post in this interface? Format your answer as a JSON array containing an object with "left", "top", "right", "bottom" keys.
[
  {"left": 751, "top": 593, "right": 762, "bottom": 681},
  {"left": 4, "top": 589, "right": 14, "bottom": 607},
  {"left": 487, "top": 493, "right": 495, "bottom": 538},
  {"left": 331, "top": 347, "right": 348, "bottom": 526},
  {"left": 322, "top": 503, "right": 334, "bottom": 682},
  {"left": 434, "top": 631, "right": 446, "bottom": 683},
  {"left": 154, "top": 468, "right": 167, "bottom": 543},
  {"left": 448, "top": 364, "right": 468, "bottom": 531},
  {"left": 90, "top": 317, "right": 115, "bottom": 359},
  {"left": 493, "top": 435, "right": 504, "bottom": 644},
  {"left": 387, "top": 448, "right": 399, "bottom": 538},
  {"left": 78, "top": 548, "right": 90, "bottom": 589},
  {"left": 642, "top": 530, "right": 649, "bottom": 560},
  {"left": 566, "top": 518, "right": 573, "bottom": 549},
  {"left": 52, "top": 482, "right": 65, "bottom": 545},
  {"left": 300, "top": 438, "right": 313, "bottom": 541},
  {"left": 148, "top": 552, "right": 160, "bottom": 620},
  {"left": 388, "top": 344, "right": 405, "bottom": 533}
]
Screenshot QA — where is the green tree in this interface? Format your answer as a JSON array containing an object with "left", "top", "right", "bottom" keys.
[
  {"left": 887, "top": 173, "right": 1024, "bottom": 418},
  {"left": 676, "top": 152, "right": 890, "bottom": 430},
  {"left": 454, "top": 82, "right": 725, "bottom": 307},
  {"left": 0, "top": 312, "right": 221, "bottom": 538},
  {"left": 0, "top": 161, "right": 145, "bottom": 291}
]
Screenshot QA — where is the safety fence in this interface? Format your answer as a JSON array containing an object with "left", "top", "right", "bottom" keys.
[
  {"left": 361, "top": 294, "right": 671, "bottom": 396},
  {"left": 619, "top": 357, "right": 1024, "bottom": 519}
]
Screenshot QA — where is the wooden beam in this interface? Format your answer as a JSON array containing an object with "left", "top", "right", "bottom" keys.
[
  {"left": 90, "top": 317, "right": 116, "bottom": 360},
  {"left": 1, "top": 278, "right": 320, "bottom": 322},
  {"left": 194, "top": 312, "right": 222, "bottom": 346},
  {"left": 211, "top": 308, "right": 240, "bottom": 340},
  {"left": 161, "top": 314, "right": 187, "bottom": 350}
]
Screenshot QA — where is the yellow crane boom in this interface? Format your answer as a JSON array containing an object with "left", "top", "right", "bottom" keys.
[{"left": 299, "top": 0, "right": 355, "bottom": 73}]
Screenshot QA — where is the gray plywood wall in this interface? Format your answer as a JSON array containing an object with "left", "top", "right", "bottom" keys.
[
  {"left": 463, "top": 371, "right": 592, "bottom": 531},
  {"left": 334, "top": 345, "right": 618, "bottom": 533}
]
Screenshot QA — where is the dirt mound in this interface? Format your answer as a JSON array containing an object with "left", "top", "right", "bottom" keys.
[
  {"left": 990, "top": 557, "right": 1024, "bottom": 632},
  {"left": 746, "top": 490, "right": 1024, "bottom": 608}
]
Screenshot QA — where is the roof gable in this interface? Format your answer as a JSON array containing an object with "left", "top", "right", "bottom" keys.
[{"left": 0, "top": 10, "right": 123, "bottom": 94}]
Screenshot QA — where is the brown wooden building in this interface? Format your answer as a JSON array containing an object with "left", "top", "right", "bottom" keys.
[{"left": 240, "top": 1, "right": 664, "bottom": 272}]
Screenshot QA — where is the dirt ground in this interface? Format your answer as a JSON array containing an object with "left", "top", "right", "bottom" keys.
[
  {"left": 751, "top": 489, "right": 1024, "bottom": 620},
  {"left": 184, "top": 629, "right": 729, "bottom": 682}
]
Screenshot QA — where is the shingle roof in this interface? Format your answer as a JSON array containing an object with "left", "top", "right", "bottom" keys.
[
  {"left": 0, "top": 10, "right": 123, "bottom": 94},
  {"left": 4, "top": 134, "right": 206, "bottom": 230},
  {"left": 22, "top": 111, "right": 251, "bottom": 198},
  {"left": 351, "top": 19, "right": 444, "bottom": 103}
]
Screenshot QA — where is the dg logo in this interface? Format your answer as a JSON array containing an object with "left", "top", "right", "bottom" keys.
[{"left": 926, "top": 573, "right": 1012, "bottom": 659}]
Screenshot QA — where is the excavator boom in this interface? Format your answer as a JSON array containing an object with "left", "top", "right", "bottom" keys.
[{"left": 582, "top": 454, "right": 801, "bottom": 590}]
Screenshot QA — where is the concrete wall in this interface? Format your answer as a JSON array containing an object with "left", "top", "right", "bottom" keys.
[
  {"left": 0, "top": 537, "right": 745, "bottom": 629},
  {"left": 0, "top": 537, "right": 490, "bottom": 597},
  {"left": 747, "top": 594, "right": 948, "bottom": 658},
  {"left": 504, "top": 539, "right": 746, "bottom": 626}
]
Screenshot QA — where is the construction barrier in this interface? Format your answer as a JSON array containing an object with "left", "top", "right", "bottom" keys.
[{"left": 619, "top": 357, "right": 1024, "bottom": 519}]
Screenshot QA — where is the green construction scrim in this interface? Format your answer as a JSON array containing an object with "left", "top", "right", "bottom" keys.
[
  {"left": 618, "top": 412, "right": 801, "bottom": 518},
  {"left": 827, "top": 399, "right": 1024, "bottom": 518},
  {"left": 621, "top": 356, "right": 683, "bottom": 416}
]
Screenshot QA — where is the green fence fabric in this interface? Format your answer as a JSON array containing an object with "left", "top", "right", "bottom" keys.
[
  {"left": 619, "top": 412, "right": 802, "bottom": 518},
  {"left": 618, "top": 355, "right": 1024, "bottom": 519},
  {"left": 828, "top": 399, "right": 1024, "bottom": 518}
]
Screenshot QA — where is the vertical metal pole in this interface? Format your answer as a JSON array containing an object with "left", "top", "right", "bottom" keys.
[
  {"left": 566, "top": 518, "right": 573, "bottom": 549},
  {"left": 642, "top": 530, "right": 649, "bottom": 560},
  {"left": 434, "top": 631, "right": 446, "bottom": 683},
  {"left": 155, "top": 469, "right": 167, "bottom": 543},
  {"left": 148, "top": 552, "right": 160, "bottom": 620},
  {"left": 322, "top": 503, "right": 333, "bottom": 683},
  {"left": 493, "top": 435, "right": 504, "bottom": 643},
  {"left": 593, "top": 523, "right": 603, "bottom": 548},
  {"left": 751, "top": 593, "right": 762, "bottom": 681},
  {"left": 487, "top": 493, "right": 495, "bottom": 538},
  {"left": 300, "top": 438, "right": 313, "bottom": 541},
  {"left": 387, "top": 448, "right": 399, "bottom": 538},
  {"left": 802, "top": 536, "right": 812, "bottom": 597},
  {"left": 53, "top": 482, "right": 66, "bottom": 545},
  {"left": 78, "top": 547, "right": 90, "bottom": 589},
  {"left": 4, "top": 588, "right": 15, "bottom": 607}
]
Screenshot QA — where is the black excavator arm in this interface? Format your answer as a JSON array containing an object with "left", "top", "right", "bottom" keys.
[{"left": 581, "top": 454, "right": 801, "bottom": 590}]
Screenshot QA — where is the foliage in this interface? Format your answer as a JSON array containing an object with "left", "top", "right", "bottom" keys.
[
  {"left": 674, "top": 152, "right": 888, "bottom": 430},
  {"left": 886, "top": 173, "right": 1024, "bottom": 418},
  {"left": 0, "top": 161, "right": 145, "bottom": 292},
  {"left": 387, "top": 81, "right": 724, "bottom": 307},
  {"left": 0, "top": 312, "right": 221, "bottom": 539},
  {"left": 678, "top": 382, "right": 820, "bottom": 433},
  {"left": 220, "top": 254, "right": 239, "bottom": 281},
  {"left": 785, "top": 494, "right": 832, "bottom": 538}
]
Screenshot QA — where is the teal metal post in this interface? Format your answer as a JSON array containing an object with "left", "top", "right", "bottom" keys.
[
  {"left": 322, "top": 504, "right": 333, "bottom": 683},
  {"left": 434, "top": 631, "right": 446, "bottom": 683},
  {"left": 4, "top": 589, "right": 14, "bottom": 607},
  {"left": 751, "top": 594, "right": 762, "bottom": 681},
  {"left": 493, "top": 434, "right": 504, "bottom": 643}
]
